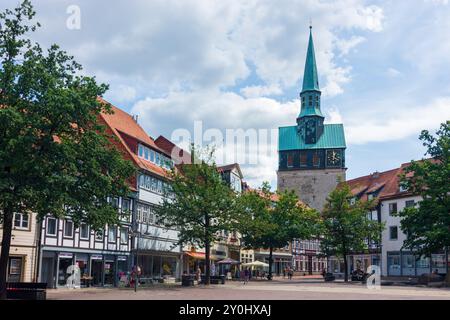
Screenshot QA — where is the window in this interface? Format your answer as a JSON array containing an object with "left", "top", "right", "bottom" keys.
[
  {"left": 46, "top": 217, "right": 57, "bottom": 236},
  {"left": 138, "top": 145, "right": 144, "bottom": 158},
  {"left": 399, "top": 185, "right": 408, "bottom": 192},
  {"left": 405, "top": 200, "right": 415, "bottom": 208},
  {"left": 367, "top": 194, "right": 374, "bottom": 201},
  {"left": 64, "top": 220, "right": 74, "bottom": 238},
  {"left": 80, "top": 223, "right": 89, "bottom": 240},
  {"left": 299, "top": 153, "right": 307, "bottom": 167},
  {"left": 312, "top": 152, "right": 320, "bottom": 167},
  {"left": 95, "top": 229, "right": 104, "bottom": 241},
  {"left": 349, "top": 197, "right": 356, "bottom": 205},
  {"left": 120, "top": 228, "right": 128, "bottom": 244},
  {"left": 389, "top": 226, "right": 398, "bottom": 240},
  {"left": 389, "top": 203, "right": 397, "bottom": 215},
  {"left": 108, "top": 226, "right": 117, "bottom": 243},
  {"left": 150, "top": 149, "right": 155, "bottom": 162},
  {"left": 14, "top": 213, "right": 29, "bottom": 230},
  {"left": 287, "top": 154, "right": 294, "bottom": 168},
  {"left": 122, "top": 199, "right": 131, "bottom": 213},
  {"left": 144, "top": 147, "right": 149, "bottom": 160}
]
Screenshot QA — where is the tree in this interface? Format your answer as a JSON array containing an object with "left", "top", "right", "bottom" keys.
[
  {"left": 0, "top": 1, "right": 135, "bottom": 299},
  {"left": 398, "top": 121, "right": 450, "bottom": 268},
  {"left": 155, "top": 147, "right": 238, "bottom": 285},
  {"left": 320, "top": 182, "right": 382, "bottom": 282},
  {"left": 238, "top": 182, "right": 321, "bottom": 280}
]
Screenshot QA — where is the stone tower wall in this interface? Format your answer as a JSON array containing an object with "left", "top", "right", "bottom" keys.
[{"left": 277, "top": 168, "right": 346, "bottom": 212}]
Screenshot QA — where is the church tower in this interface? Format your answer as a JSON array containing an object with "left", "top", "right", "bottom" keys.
[{"left": 277, "top": 26, "right": 346, "bottom": 211}]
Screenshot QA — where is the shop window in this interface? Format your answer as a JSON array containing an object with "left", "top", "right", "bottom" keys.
[
  {"left": 64, "top": 220, "right": 74, "bottom": 238},
  {"left": 14, "top": 213, "right": 29, "bottom": 230},
  {"left": 47, "top": 217, "right": 57, "bottom": 236},
  {"left": 80, "top": 223, "right": 89, "bottom": 240},
  {"left": 389, "top": 226, "right": 398, "bottom": 240}
]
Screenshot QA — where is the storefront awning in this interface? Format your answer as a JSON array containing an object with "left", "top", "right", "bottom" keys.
[{"left": 184, "top": 252, "right": 219, "bottom": 260}]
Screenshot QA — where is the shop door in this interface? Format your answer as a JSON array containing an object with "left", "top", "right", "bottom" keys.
[
  {"left": 91, "top": 260, "right": 103, "bottom": 286},
  {"left": 8, "top": 257, "right": 23, "bottom": 282},
  {"left": 104, "top": 260, "right": 116, "bottom": 286},
  {"left": 41, "top": 257, "right": 55, "bottom": 288}
]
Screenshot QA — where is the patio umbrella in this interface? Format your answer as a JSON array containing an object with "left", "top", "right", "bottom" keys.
[
  {"left": 241, "top": 261, "right": 269, "bottom": 268},
  {"left": 218, "top": 258, "right": 241, "bottom": 265}
]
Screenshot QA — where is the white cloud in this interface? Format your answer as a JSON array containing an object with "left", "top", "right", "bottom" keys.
[
  {"left": 386, "top": 68, "right": 402, "bottom": 78},
  {"left": 106, "top": 85, "right": 137, "bottom": 103},
  {"left": 240, "top": 84, "right": 282, "bottom": 98},
  {"left": 345, "top": 97, "right": 450, "bottom": 145},
  {"left": 336, "top": 36, "right": 366, "bottom": 56}
]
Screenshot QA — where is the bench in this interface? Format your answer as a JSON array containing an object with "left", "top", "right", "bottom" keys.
[{"left": 6, "top": 282, "right": 47, "bottom": 300}]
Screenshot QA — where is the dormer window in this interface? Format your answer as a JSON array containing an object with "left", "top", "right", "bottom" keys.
[
  {"left": 399, "top": 185, "right": 408, "bottom": 192},
  {"left": 137, "top": 143, "right": 174, "bottom": 169}
]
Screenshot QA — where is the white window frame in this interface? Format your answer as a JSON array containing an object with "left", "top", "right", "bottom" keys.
[
  {"left": 46, "top": 217, "right": 57, "bottom": 236},
  {"left": 64, "top": 220, "right": 74, "bottom": 238},
  {"left": 108, "top": 226, "right": 117, "bottom": 243},
  {"left": 120, "top": 227, "right": 128, "bottom": 245},
  {"left": 80, "top": 223, "right": 90, "bottom": 240},
  {"left": 13, "top": 213, "right": 30, "bottom": 230}
]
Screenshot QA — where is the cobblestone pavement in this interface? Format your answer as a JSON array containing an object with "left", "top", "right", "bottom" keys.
[{"left": 47, "top": 278, "right": 450, "bottom": 300}]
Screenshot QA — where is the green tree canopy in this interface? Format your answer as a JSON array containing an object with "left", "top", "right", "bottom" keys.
[
  {"left": 237, "top": 182, "right": 321, "bottom": 280},
  {"left": 398, "top": 121, "right": 450, "bottom": 258},
  {"left": 155, "top": 147, "right": 239, "bottom": 285},
  {"left": 320, "top": 182, "right": 382, "bottom": 282},
  {"left": 0, "top": 1, "right": 135, "bottom": 299}
]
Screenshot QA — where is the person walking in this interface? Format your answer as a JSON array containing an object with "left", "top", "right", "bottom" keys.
[
  {"left": 288, "top": 267, "right": 293, "bottom": 280},
  {"left": 244, "top": 268, "right": 250, "bottom": 285}
]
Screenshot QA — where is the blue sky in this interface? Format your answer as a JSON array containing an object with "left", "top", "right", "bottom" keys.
[{"left": 2, "top": 0, "right": 450, "bottom": 188}]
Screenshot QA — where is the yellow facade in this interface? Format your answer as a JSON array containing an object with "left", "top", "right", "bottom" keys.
[{"left": 0, "top": 212, "right": 40, "bottom": 282}]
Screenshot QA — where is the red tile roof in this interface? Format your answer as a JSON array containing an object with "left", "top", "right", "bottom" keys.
[
  {"left": 346, "top": 161, "right": 422, "bottom": 201},
  {"left": 154, "top": 135, "right": 192, "bottom": 165},
  {"left": 98, "top": 98, "right": 170, "bottom": 178}
]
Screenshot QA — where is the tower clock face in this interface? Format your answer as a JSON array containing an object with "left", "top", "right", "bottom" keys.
[{"left": 326, "top": 149, "right": 341, "bottom": 167}]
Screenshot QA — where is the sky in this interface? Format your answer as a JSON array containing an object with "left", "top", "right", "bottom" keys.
[{"left": 2, "top": 0, "right": 450, "bottom": 188}]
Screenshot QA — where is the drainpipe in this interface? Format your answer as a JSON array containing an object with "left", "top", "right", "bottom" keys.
[{"left": 35, "top": 219, "right": 43, "bottom": 283}]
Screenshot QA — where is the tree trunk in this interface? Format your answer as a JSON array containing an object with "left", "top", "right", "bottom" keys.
[
  {"left": 0, "top": 206, "right": 13, "bottom": 300},
  {"left": 343, "top": 253, "right": 349, "bottom": 282},
  {"left": 268, "top": 246, "right": 273, "bottom": 281},
  {"left": 205, "top": 240, "right": 210, "bottom": 286}
]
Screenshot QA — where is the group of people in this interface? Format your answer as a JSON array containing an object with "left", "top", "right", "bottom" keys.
[{"left": 283, "top": 266, "right": 294, "bottom": 280}]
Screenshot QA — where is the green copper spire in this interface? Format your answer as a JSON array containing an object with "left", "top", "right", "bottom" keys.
[
  {"left": 302, "top": 26, "right": 320, "bottom": 92},
  {"left": 298, "top": 26, "right": 323, "bottom": 119}
]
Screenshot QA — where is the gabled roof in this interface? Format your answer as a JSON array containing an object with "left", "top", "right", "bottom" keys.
[
  {"left": 278, "top": 124, "right": 346, "bottom": 151},
  {"left": 217, "top": 163, "right": 243, "bottom": 179},
  {"left": 98, "top": 98, "right": 169, "bottom": 178}
]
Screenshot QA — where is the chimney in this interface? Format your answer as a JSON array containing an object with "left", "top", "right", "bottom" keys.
[
  {"left": 131, "top": 114, "right": 139, "bottom": 123},
  {"left": 372, "top": 171, "right": 380, "bottom": 179}
]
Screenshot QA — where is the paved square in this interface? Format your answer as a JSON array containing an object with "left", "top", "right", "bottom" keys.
[{"left": 47, "top": 278, "right": 450, "bottom": 300}]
